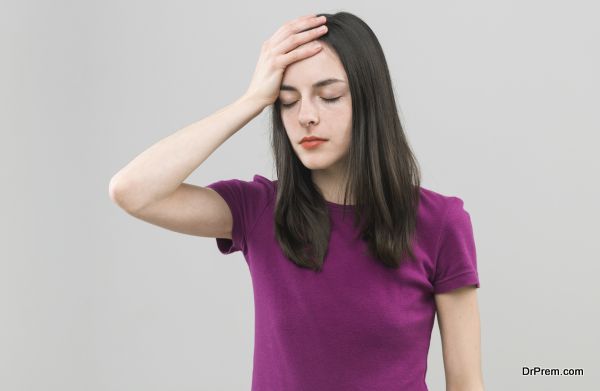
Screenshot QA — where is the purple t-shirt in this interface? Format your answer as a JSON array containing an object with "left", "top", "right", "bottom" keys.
[{"left": 206, "top": 174, "right": 480, "bottom": 390}]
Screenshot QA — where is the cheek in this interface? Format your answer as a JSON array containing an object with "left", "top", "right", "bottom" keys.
[
  {"left": 281, "top": 112, "right": 297, "bottom": 136},
  {"left": 331, "top": 101, "right": 353, "bottom": 131}
]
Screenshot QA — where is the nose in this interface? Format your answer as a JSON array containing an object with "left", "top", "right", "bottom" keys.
[{"left": 297, "top": 98, "right": 320, "bottom": 128}]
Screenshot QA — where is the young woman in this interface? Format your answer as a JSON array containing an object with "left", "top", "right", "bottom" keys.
[{"left": 109, "top": 11, "right": 484, "bottom": 391}]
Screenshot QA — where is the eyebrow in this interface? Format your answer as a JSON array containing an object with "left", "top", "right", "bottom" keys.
[{"left": 280, "top": 78, "right": 346, "bottom": 92}]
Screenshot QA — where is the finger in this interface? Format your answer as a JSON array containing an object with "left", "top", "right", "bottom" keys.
[
  {"left": 269, "top": 14, "right": 317, "bottom": 45},
  {"left": 277, "top": 41, "right": 323, "bottom": 69},
  {"left": 269, "top": 14, "right": 315, "bottom": 43},
  {"left": 274, "top": 22, "right": 327, "bottom": 57},
  {"left": 270, "top": 14, "right": 326, "bottom": 48}
]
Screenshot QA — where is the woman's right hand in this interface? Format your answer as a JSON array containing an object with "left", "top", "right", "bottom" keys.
[{"left": 243, "top": 13, "right": 328, "bottom": 108}]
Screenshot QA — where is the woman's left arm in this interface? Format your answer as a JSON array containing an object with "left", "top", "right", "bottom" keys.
[{"left": 434, "top": 285, "right": 484, "bottom": 391}]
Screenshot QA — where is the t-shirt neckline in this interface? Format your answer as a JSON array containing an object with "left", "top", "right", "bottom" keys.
[
  {"left": 325, "top": 200, "right": 355, "bottom": 210},
  {"left": 267, "top": 175, "right": 355, "bottom": 210}
]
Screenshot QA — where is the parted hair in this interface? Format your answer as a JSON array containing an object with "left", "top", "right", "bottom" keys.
[{"left": 269, "top": 11, "right": 422, "bottom": 272}]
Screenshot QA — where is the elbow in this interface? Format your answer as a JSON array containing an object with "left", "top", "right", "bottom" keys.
[
  {"left": 108, "top": 175, "right": 121, "bottom": 204},
  {"left": 108, "top": 174, "right": 139, "bottom": 212}
]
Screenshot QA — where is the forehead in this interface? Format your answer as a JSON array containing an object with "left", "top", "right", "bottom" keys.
[{"left": 280, "top": 45, "right": 347, "bottom": 91}]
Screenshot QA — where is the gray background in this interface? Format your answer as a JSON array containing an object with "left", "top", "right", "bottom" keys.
[{"left": 2, "top": 0, "right": 598, "bottom": 390}]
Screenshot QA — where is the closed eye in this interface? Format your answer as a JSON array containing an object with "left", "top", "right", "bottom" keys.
[{"left": 281, "top": 97, "right": 341, "bottom": 108}]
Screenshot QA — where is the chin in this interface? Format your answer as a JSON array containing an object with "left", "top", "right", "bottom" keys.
[{"left": 299, "top": 156, "right": 338, "bottom": 170}]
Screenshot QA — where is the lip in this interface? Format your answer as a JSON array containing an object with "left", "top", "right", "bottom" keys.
[
  {"left": 301, "top": 140, "right": 327, "bottom": 149},
  {"left": 300, "top": 136, "right": 328, "bottom": 144}
]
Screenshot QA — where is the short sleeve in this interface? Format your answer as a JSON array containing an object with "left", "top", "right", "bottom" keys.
[
  {"left": 432, "top": 196, "right": 480, "bottom": 294},
  {"left": 205, "top": 174, "right": 273, "bottom": 255}
]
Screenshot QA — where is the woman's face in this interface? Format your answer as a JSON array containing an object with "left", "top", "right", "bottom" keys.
[{"left": 278, "top": 43, "right": 352, "bottom": 171}]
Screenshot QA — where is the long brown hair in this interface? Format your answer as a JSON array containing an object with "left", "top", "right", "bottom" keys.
[{"left": 269, "top": 11, "right": 422, "bottom": 272}]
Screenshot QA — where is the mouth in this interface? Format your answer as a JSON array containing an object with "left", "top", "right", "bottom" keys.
[
  {"left": 300, "top": 139, "right": 327, "bottom": 149},
  {"left": 300, "top": 137, "right": 328, "bottom": 144}
]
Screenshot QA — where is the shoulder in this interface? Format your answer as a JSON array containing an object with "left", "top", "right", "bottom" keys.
[
  {"left": 417, "top": 186, "right": 466, "bottom": 222},
  {"left": 207, "top": 173, "right": 276, "bottom": 201},
  {"left": 416, "top": 186, "right": 472, "bottom": 243},
  {"left": 205, "top": 173, "right": 277, "bottom": 225},
  {"left": 251, "top": 174, "right": 277, "bottom": 204},
  {"left": 253, "top": 174, "right": 276, "bottom": 188}
]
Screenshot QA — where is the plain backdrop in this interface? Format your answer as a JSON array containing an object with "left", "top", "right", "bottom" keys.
[{"left": 1, "top": 1, "right": 598, "bottom": 390}]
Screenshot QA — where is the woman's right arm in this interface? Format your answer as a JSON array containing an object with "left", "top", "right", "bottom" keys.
[
  {"left": 108, "top": 13, "right": 328, "bottom": 238},
  {"left": 109, "top": 94, "right": 266, "bottom": 213},
  {"left": 108, "top": 94, "right": 267, "bottom": 237}
]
